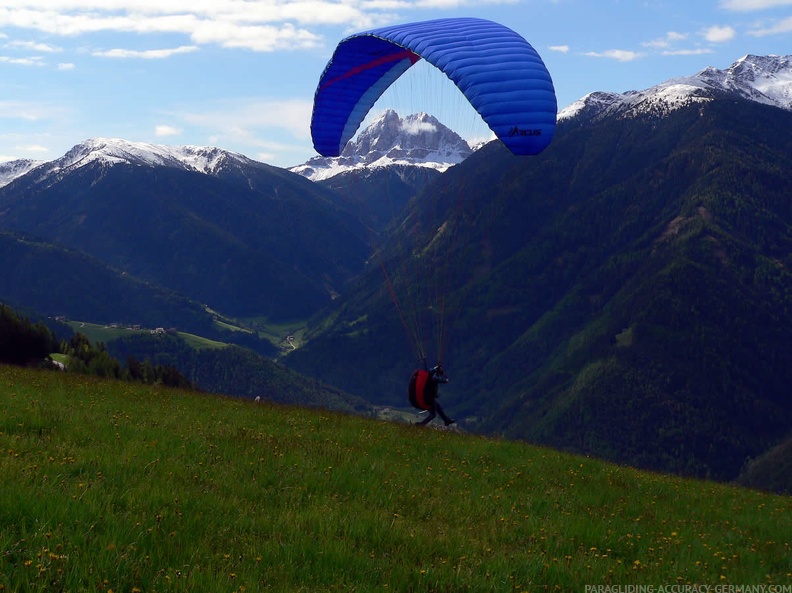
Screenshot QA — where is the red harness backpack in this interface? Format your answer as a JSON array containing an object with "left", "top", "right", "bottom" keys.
[{"left": 408, "top": 369, "right": 435, "bottom": 410}]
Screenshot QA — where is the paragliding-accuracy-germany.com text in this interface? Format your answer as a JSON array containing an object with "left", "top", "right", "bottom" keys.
[{"left": 584, "top": 586, "right": 792, "bottom": 593}]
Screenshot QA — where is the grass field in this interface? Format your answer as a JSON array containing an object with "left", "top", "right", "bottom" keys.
[
  {"left": 66, "top": 321, "right": 144, "bottom": 344},
  {"left": 1, "top": 364, "right": 789, "bottom": 592},
  {"left": 65, "top": 317, "right": 306, "bottom": 355}
]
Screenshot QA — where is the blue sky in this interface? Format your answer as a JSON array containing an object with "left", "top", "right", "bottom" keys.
[{"left": 1, "top": 0, "right": 791, "bottom": 168}]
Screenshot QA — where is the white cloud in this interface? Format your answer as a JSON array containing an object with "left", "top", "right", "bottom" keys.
[
  {"left": 92, "top": 45, "right": 198, "bottom": 59},
  {"left": 0, "top": 55, "right": 45, "bottom": 66},
  {"left": 0, "top": 132, "right": 59, "bottom": 162},
  {"left": 57, "top": 62, "right": 75, "bottom": 70},
  {"left": 190, "top": 22, "right": 321, "bottom": 51},
  {"left": 0, "top": 101, "right": 69, "bottom": 126},
  {"left": 720, "top": 0, "right": 792, "bottom": 10},
  {"left": 402, "top": 120, "right": 436, "bottom": 134},
  {"left": 583, "top": 49, "right": 643, "bottom": 62},
  {"left": 702, "top": 25, "right": 736, "bottom": 43},
  {"left": 251, "top": 135, "right": 324, "bottom": 163},
  {"left": 748, "top": 15, "right": 792, "bottom": 35},
  {"left": 643, "top": 31, "right": 688, "bottom": 49},
  {"left": 0, "top": 3, "right": 361, "bottom": 52},
  {"left": 0, "top": 100, "right": 50, "bottom": 120},
  {"left": 155, "top": 125, "right": 182, "bottom": 137},
  {"left": 17, "top": 144, "right": 49, "bottom": 153},
  {"left": 661, "top": 48, "right": 714, "bottom": 56},
  {"left": 177, "top": 97, "right": 314, "bottom": 142},
  {"left": 4, "top": 40, "right": 62, "bottom": 52},
  {"left": 549, "top": 44, "right": 569, "bottom": 53}
]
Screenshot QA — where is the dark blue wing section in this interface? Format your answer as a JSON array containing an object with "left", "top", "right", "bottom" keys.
[{"left": 310, "top": 17, "right": 557, "bottom": 157}]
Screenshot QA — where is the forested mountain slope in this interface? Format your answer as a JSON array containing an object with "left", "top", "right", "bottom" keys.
[{"left": 285, "top": 98, "right": 792, "bottom": 481}]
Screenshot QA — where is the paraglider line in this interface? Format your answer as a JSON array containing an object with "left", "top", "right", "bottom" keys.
[{"left": 378, "top": 258, "right": 426, "bottom": 364}]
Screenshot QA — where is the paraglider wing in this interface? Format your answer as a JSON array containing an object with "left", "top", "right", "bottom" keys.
[{"left": 310, "top": 17, "right": 557, "bottom": 157}]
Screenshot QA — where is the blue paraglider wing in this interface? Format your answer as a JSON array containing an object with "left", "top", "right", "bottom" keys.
[{"left": 310, "top": 17, "right": 557, "bottom": 157}]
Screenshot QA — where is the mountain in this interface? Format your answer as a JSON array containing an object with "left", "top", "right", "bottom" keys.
[
  {"left": 290, "top": 111, "right": 475, "bottom": 236},
  {"left": 8, "top": 137, "right": 316, "bottom": 187},
  {"left": 0, "top": 138, "right": 370, "bottom": 322},
  {"left": 284, "top": 56, "right": 792, "bottom": 483},
  {"left": 2, "top": 54, "right": 791, "bottom": 487},
  {"left": 0, "top": 230, "right": 217, "bottom": 333},
  {"left": 314, "top": 165, "right": 444, "bottom": 236},
  {"left": 559, "top": 54, "right": 792, "bottom": 122},
  {"left": 0, "top": 139, "right": 265, "bottom": 189},
  {"left": 290, "top": 110, "right": 473, "bottom": 182},
  {"left": 0, "top": 158, "right": 44, "bottom": 188}
]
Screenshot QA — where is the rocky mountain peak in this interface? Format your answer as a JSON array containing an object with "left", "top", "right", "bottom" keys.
[{"left": 291, "top": 110, "right": 473, "bottom": 182}]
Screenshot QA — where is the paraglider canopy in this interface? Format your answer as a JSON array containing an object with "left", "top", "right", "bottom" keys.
[{"left": 310, "top": 17, "right": 557, "bottom": 157}]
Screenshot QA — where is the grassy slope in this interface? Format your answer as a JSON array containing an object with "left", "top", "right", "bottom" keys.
[
  {"left": 66, "top": 318, "right": 299, "bottom": 355},
  {"left": 1, "top": 365, "right": 789, "bottom": 592},
  {"left": 67, "top": 321, "right": 230, "bottom": 351}
]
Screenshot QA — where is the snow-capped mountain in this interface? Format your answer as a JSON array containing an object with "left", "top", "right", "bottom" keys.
[
  {"left": 0, "top": 158, "right": 45, "bottom": 188},
  {"left": 559, "top": 54, "right": 792, "bottom": 123},
  {"left": 4, "top": 54, "right": 789, "bottom": 190},
  {"left": 290, "top": 110, "right": 473, "bottom": 181},
  {"left": 59, "top": 138, "right": 259, "bottom": 173},
  {"left": 0, "top": 138, "right": 373, "bottom": 323},
  {"left": 0, "top": 138, "right": 267, "bottom": 190}
]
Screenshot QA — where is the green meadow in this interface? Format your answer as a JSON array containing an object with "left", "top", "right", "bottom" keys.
[
  {"left": 1, "top": 364, "right": 789, "bottom": 592},
  {"left": 66, "top": 321, "right": 229, "bottom": 351}
]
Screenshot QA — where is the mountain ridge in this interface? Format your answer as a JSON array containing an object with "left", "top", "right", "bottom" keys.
[
  {"left": 559, "top": 54, "right": 792, "bottom": 122},
  {"left": 3, "top": 54, "right": 790, "bottom": 190},
  {"left": 0, "top": 146, "right": 371, "bottom": 322},
  {"left": 0, "top": 158, "right": 45, "bottom": 188}
]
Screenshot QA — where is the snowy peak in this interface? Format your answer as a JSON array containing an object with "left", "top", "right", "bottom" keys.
[
  {"left": 344, "top": 110, "right": 470, "bottom": 158},
  {"left": 54, "top": 138, "right": 254, "bottom": 175},
  {"left": 0, "top": 158, "right": 45, "bottom": 188},
  {"left": 1, "top": 138, "right": 267, "bottom": 190},
  {"left": 559, "top": 54, "right": 792, "bottom": 123},
  {"left": 291, "top": 110, "right": 473, "bottom": 181},
  {"left": 0, "top": 138, "right": 276, "bottom": 187},
  {"left": 700, "top": 54, "right": 792, "bottom": 106}
]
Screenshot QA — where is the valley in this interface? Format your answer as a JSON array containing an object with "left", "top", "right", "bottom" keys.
[{"left": 1, "top": 55, "right": 790, "bottom": 487}]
